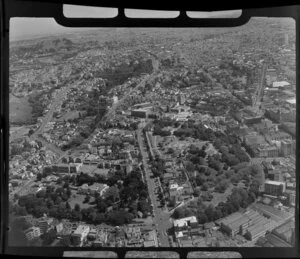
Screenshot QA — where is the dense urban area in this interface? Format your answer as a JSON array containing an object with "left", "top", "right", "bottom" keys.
[{"left": 8, "top": 17, "right": 296, "bottom": 248}]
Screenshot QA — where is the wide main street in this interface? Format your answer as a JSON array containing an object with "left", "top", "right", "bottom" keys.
[{"left": 136, "top": 125, "right": 172, "bottom": 247}]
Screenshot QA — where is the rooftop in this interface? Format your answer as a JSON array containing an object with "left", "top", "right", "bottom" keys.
[
  {"left": 174, "top": 216, "right": 198, "bottom": 228},
  {"left": 73, "top": 225, "right": 90, "bottom": 235},
  {"left": 265, "top": 180, "right": 285, "bottom": 186},
  {"left": 272, "top": 81, "right": 290, "bottom": 88}
]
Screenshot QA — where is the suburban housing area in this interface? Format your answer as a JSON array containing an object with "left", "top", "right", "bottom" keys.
[{"left": 8, "top": 17, "right": 296, "bottom": 248}]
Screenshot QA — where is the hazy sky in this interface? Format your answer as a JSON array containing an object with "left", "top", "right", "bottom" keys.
[{"left": 10, "top": 5, "right": 241, "bottom": 41}]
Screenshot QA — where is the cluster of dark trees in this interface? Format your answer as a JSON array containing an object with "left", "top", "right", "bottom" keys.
[
  {"left": 61, "top": 119, "right": 97, "bottom": 151},
  {"left": 152, "top": 118, "right": 180, "bottom": 137},
  {"left": 153, "top": 118, "right": 177, "bottom": 128},
  {"left": 218, "top": 57, "right": 256, "bottom": 86},
  {"left": 15, "top": 185, "right": 73, "bottom": 219},
  {"left": 150, "top": 157, "right": 165, "bottom": 180},
  {"left": 213, "top": 136, "right": 250, "bottom": 165},
  {"left": 173, "top": 182, "right": 260, "bottom": 225},
  {"left": 79, "top": 171, "right": 151, "bottom": 224},
  {"left": 99, "top": 121, "right": 139, "bottom": 131},
  {"left": 75, "top": 172, "right": 107, "bottom": 187},
  {"left": 174, "top": 119, "right": 251, "bottom": 195},
  {"left": 61, "top": 136, "right": 85, "bottom": 151},
  {"left": 15, "top": 169, "right": 151, "bottom": 227},
  {"left": 10, "top": 139, "right": 40, "bottom": 157},
  {"left": 28, "top": 86, "right": 59, "bottom": 123},
  {"left": 153, "top": 125, "right": 171, "bottom": 137},
  {"left": 174, "top": 121, "right": 217, "bottom": 141},
  {"left": 100, "top": 59, "right": 153, "bottom": 87}
]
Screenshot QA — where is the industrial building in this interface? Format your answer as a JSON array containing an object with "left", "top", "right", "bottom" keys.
[{"left": 217, "top": 209, "right": 275, "bottom": 241}]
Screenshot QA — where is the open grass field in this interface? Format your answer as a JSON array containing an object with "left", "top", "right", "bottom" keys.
[
  {"left": 68, "top": 190, "right": 96, "bottom": 210},
  {"left": 205, "top": 184, "right": 234, "bottom": 207},
  {"left": 9, "top": 94, "right": 32, "bottom": 124}
]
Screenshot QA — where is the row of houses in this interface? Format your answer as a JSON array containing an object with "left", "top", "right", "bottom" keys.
[{"left": 22, "top": 215, "right": 158, "bottom": 248}]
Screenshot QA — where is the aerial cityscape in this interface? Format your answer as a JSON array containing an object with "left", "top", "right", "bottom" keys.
[{"left": 8, "top": 17, "right": 296, "bottom": 248}]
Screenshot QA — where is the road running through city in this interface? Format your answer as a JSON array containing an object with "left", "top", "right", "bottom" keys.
[{"left": 136, "top": 125, "right": 172, "bottom": 247}]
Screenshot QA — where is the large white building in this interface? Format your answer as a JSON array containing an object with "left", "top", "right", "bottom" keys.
[
  {"left": 71, "top": 225, "right": 90, "bottom": 246},
  {"left": 272, "top": 81, "right": 290, "bottom": 88}
]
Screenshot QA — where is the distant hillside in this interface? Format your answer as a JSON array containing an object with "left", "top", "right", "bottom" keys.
[
  {"left": 35, "top": 38, "right": 74, "bottom": 51},
  {"left": 10, "top": 37, "right": 75, "bottom": 57}
]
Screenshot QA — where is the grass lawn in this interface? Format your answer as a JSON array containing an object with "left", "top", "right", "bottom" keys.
[
  {"left": 68, "top": 190, "right": 96, "bottom": 210},
  {"left": 205, "top": 184, "right": 234, "bottom": 207}
]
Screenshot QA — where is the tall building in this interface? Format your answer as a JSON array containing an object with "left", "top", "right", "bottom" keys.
[{"left": 264, "top": 180, "right": 286, "bottom": 196}]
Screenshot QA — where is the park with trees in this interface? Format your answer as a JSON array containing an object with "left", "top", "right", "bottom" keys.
[{"left": 11, "top": 167, "right": 151, "bottom": 227}]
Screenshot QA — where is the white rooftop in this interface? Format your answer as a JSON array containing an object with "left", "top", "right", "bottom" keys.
[
  {"left": 272, "top": 81, "right": 290, "bottom": 88},
  {"left": 286, "top": 98, "right": 296, "bottom": 104},
  {"left": 73, "top": 225, "right": 90, "bottom": 235},
  {"left": 265, "top": 180, "right": 285, "bottom": 186},
  {"left": 174, "top": 216, "right": 198, "bottom": 228},
  {"left": 170, "top": 183, "right": 179, "bottom": 189}
]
